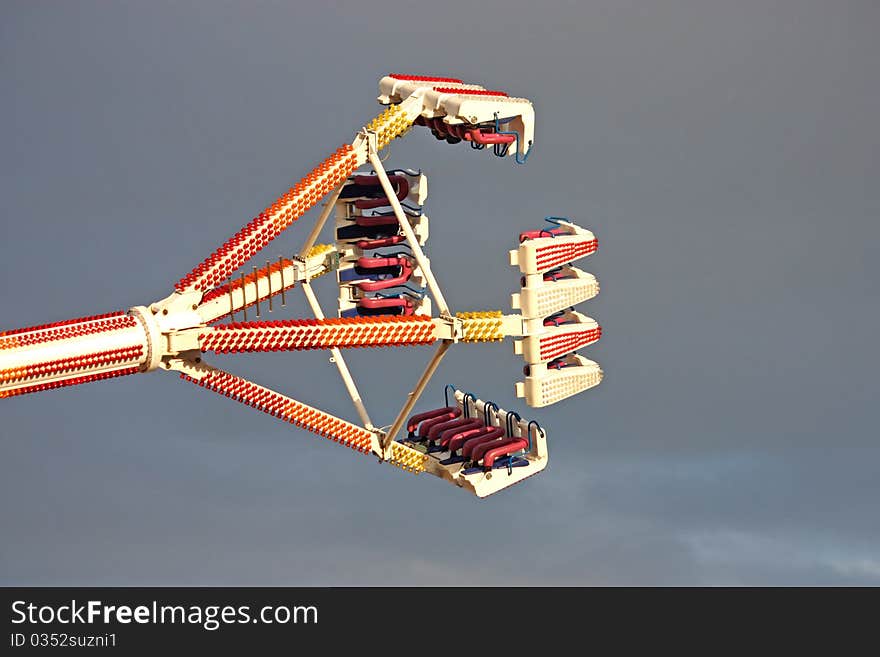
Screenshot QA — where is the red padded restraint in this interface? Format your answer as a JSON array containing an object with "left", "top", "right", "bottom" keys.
[
  {"left": 406, "top": 407, "right": 459, "bottom": 434},
  {"left": 447, "top": 425, "right": 503, "bottom": 453},
  {"left": 425, "top": 417, "right": 483, "bottom": 444},
  {"left": 414, "top": 410, "right": 463, "bottom": 439}
]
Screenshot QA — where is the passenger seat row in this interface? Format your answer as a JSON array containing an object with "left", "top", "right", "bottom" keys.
[{"left": 404, "top": 405, "right": 530, "bottom": 473}]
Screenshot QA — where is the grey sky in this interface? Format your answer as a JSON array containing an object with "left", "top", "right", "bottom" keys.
[{"left": 1, "top": 1, "right": 878, "bottom": 585}]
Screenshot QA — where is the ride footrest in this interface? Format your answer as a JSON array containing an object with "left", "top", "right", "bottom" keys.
[
  {"left": 516, "top": 354, "right": 603, "bottom": 408},
  {"left": 511, "top": 266, "right": 599, "bottom": 318}
]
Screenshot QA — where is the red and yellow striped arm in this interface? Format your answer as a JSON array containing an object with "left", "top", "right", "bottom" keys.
[
  {"left": 198, "top": 315, "right": 437, "bottom": 353},
  {"left": 0, "top": 311, "right": 149, "bottom": 399},
  {"left": 175, "top": 144, "right": 358, "bottom": 293},
  {"left": 175, "top": 103, "right": 417, "bottom": 296},
  {"left": 177, "top": 363, "right": 428, "bottom": 473},
  {"left": 179, "top": 365, "right": 374, "bottom": 453}
]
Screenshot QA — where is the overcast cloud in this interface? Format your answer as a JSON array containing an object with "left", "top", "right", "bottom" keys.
[{"left": 1, "top": 1, "right": 878, "bottom": 585}]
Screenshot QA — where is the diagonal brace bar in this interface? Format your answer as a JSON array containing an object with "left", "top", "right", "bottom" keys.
[{"left": 381, "top": 340, "right": 451, "bottom": 451}]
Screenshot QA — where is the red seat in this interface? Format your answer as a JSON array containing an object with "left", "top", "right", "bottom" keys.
[
  {"left": 448, "top": 426, "right": 503, "bottom": 453},
  {"left": 473, "top": 437, "right": 529, "bottom": 467},
  {"left": 351, "top": 175, "right": 410, "bottom": 210},
  {"left": 413, "top": 410, "right": 462, "bottom": 439},
  {"left": 354, "top": 214, "right": 399, "bottom": 227},
  {"left": 462, "top": 428, "right": 508, "bottom": 460},
  {"left": 357, "top": 257, "right": 414, "bottom": 292},
  {"left": 356, "top": 235, "right": 406, "bottom": 250},
  {"left": 437, "top": 422, "right": 486, "bottom": 450},
  {"left": 406, "top": 407, "right": 459, "bottom": 435},
  {"left": 438, "top": 425, "right": 480, "bottom": 450},
  {"left": 426, "top": 417, "right": 483, "bottom": 444},
  {"left": 519, "top": 227, "right": 565, "bottom": 241},
  {"left": 358, "top": 296, "right": 414, "bottom": 316}
]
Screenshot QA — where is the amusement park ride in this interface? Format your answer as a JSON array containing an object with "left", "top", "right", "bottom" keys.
[{"left": 0, "top": 75, "right": 602, "bottom": 497}]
